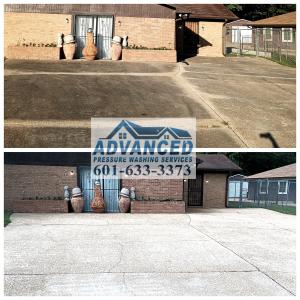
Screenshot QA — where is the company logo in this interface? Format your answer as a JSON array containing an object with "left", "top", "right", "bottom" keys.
[{"left": 91, "top": 118, "right": 196, "bottom": 179}]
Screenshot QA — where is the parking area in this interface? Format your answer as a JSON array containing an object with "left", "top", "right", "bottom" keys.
[
  {"left": 4, "top": 57, "right": 295, "bottom": 147},
  {"left": 4, "top": 209, "right": 296, "bottom": 296}
]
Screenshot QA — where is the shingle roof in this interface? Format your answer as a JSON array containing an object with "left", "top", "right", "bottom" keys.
[
  {"left": 173, "top": 4, "right": 238, "bottom": 20},
  {"left": 196, "top": 154, "right": 242, "bottom": 172},
  {"left": 252, "top": 11, "right": 296, "bottom": 27},
  {"left": 226, "top": 19, "right": 253, "bottom": 27},
  {"left": 247, "top": 163, "right": 296, "bottom": 179}
]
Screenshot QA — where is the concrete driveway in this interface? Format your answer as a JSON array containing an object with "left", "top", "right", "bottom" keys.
[
  {"left": 5, "top": 209, "right": 296, "bottom": 296},
  {"left": 4, "top": 57, "right": 295, "bottom": 148}
]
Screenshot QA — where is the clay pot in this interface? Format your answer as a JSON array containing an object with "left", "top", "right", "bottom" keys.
[
  {"left": 119, "top": 196, "right": 131, "bottom": 213},
  {"left": 82, "top": 31, "right": 97, "bottom": 60},
  {"left": 71, "top": 196, "right": 84, "bottom": 213},
  {"left": 111, "top": 43, "right": 122, "bottom": 61},
  {"left": 63, "top": 43, "right": 76, "bottom": 60},
  {"left": 91, "top": 182, "right": 105, "bottom": 213}
]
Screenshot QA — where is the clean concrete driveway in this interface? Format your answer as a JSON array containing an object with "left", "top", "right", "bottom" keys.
[
  {"left": 5, "top": 209, "right": 296, "bottom": 296},
  {"left": 4, "top": 57, "right": 295, "bottom": 148}
]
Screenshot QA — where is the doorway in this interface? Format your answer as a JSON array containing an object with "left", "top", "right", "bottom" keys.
[
  {"left": 75, "top": 15, "right": 114, "bottom": 59},
  {"left": 79, "top": 167, "right": 120, "bottom": 212},
  {"left": 188, "top": 173, "right": 203, "bottom": 206}
]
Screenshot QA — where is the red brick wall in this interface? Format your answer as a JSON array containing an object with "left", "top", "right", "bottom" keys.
[
  {"left": 13, "top": 200, "right": 68, "bottom": 213},
  {"left": 131, "top": 200, "right": 185, "bottom": 213},
  {"left": 122, "top": 179, "right": 183, "bottom": 201},
  {"left": 4, "top": 164, "right": 77, "bottom": 212}
]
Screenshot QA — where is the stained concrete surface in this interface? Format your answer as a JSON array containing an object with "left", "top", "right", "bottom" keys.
[
  {"left": 5, "top": 57, "right": 295, "bottom": 148},
  {"left": 5, "top": 209, "right": 296, "bottom": 296}
]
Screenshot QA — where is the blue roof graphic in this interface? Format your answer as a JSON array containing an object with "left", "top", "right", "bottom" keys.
[{"left": 107, "top": 120, "right": 192, "bottom": 139}]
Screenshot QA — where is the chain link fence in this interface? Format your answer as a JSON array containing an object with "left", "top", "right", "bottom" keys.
[
  {"left": 224, "top": 27, "right": 296, "bottom": 67},
  {"left": 227, "top": 177, "right": 296, "bottom": 214}
]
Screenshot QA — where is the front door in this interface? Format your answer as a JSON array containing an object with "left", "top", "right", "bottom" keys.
[
  {"left": 183, "top": 21, "right": 199, "bottom": 59},
  {"left": 75, "top": 15, "right": 113, "bottom": 59},
  {"left": 79, "top": 167, "right": 120, "bottom": 212},
  {"left": 188, "top": 173, "right": 203, "bottom": 206}
]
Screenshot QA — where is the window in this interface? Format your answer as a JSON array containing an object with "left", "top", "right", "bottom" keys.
[
  {"left": 282, "top": 28, "right": 293, "bottom": 42},
  {"left": 164, "top": 134, "right": 169, "bottom": 140},
  {"left": 278, "top": 181, "right": 288, "bottom": 194},
  {"left": 259, "top": 180, "right": 268, "bottom": 194},
  {"left": 264, "top": 28, "right": 273, "bottom": 41},
  {"left": 118, "top": 132, "right": 127, "bottom": 139}
]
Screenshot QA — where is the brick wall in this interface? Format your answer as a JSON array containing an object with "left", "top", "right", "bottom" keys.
[
  {"left": 131, "top": 200, "right": 185, "bottom": 213},
  {"left": 115, "top": 16, "right": 175, "bottom": 49},
  {"left": 198, "top": 21, "right": 225, "bottom": 57},
  {"left": 202, "top": 173, "right": 228, "bottom": 208},
  {"left": 4, "top": 164, "right": 77, "bottom": 211},
  {"left": 122, "top": 49, "right": 177, "bottom": 62},
  {"left": 6, "top": 46, "right": 60, "bottom": 60},
  {"left": 4, "top": 12, "right": 72, "bottom": 55},
  {"left": 13, "top": 200, "right": 68, "bottom": 213},
  {"left": 122, "top": 179, "right": 183, "bottom": 201}
]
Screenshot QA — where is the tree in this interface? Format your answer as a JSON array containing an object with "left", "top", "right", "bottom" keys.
[
  {"left": 227, "top": 152, "right": 296, "bottom": 175},
  {"left": 225, "top": 4, "right": 296, "bottom": 21}
]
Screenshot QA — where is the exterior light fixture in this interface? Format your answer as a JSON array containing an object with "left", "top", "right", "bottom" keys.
[{"left": 69, "top": 170, "right": 74, "bottom": 176}]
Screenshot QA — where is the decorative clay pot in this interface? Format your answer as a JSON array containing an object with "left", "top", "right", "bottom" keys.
[
  {"left": 63, "top": 43, "right": 76, "bottom": 60},
  {"left": 111, "top": 43, "right": 122, "bottom": 61},
  {"left": 91, "top": 182, "right": 105, "bottom": 213},
  {"left": 82, "top": 31, "right": 97, "bottom": 60},
  {"left": 71, "top": 196, "right": 84, "bottom": 213},
  {"left": 119, "top": 196, "right": 131, "bottom": 213}
]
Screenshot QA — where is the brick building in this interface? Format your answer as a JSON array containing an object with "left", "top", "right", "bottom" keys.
[
  {"left": 4, "top": 153, "right": 241, "bottom": 213},
  {"left": 4, "top": 4, "right": 238, "bottom": 61}
]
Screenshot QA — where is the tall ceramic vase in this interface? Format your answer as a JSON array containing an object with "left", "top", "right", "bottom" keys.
[
  {"left": 63, "top": 43, "right": 76, "bottom": 60},
  {"left": 82, "top": 31, "right": 97, "bottom": 61},
  {"left": 91, "top": 182, "right": 105, "bottom": 213}
]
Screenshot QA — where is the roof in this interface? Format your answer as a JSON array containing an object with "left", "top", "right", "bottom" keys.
[
  {"left": 252, "top": 11, "right": 296, "bottom": 27},
  {"left": 247, "top": 163, "right": 296, "bottom": 179},
  {"left": 4, "top": 4, "right": 238, "bottom": 20},
  {"left": 107, "top": 120, "right": 191, "bottom": 139},
  {"left": 172, "top": 4, "right": 238, "bottom": 20},
  {"left": 196, "top": 154, "right": 242, "bottom": 172},
  {"left": 226, "top": 19, "right": 253, "bottom": 27}
]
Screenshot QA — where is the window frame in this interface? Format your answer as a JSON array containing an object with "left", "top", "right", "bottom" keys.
[
  {"left": 259, "top": 180, "right": 269, "bottom": 194},
  {"left": 282, "top": 28, "right": 293, "bottom": 43},
  {"left": 264, "top": 28, "right": 273, "bottom": 41},
  {"left": 278, "top": 180, "right": 288, "bottom": 194}
]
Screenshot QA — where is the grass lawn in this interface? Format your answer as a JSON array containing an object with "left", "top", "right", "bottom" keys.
[
  {"left": 4, "top": 211, "right": 12, "bottom": 227},
  {"left": 228, "top": 201, "right": 296, "bottom": 215}
]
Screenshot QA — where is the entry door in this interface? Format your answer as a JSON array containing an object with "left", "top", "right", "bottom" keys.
[
  {"left": 79, "top": 167, "right": 120, "bottom": 212},
  {"left": 188, "top": 174, "right": 203, "bottom": 206},
  {"left": 183, "top": 21, "right": 199, "bottom": 58},
  {"left": 75, "top": 15, "right": 113, "bottom": 59}
]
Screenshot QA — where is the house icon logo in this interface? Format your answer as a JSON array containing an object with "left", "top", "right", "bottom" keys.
[{"left": 106, "top": 120, "right": 192, "bottom": 140}]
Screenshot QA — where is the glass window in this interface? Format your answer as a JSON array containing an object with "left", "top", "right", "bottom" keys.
[
  {"left": 259, "top": 180, "right": 268, "bottom": 194},
  {"left": 123, "top": 132, "right": 127, "bottom": 139},
  {"left": 264, "top": 28, "right": 272, "bottom": 41},
  {"left": 278, "top": 181, "right": 288, "bottom": 194},
  {"left": 118, "top": 132, "right": 122, "bottom": 139},
  {"left": 282, "top": 28, "right": 293, "bottom": 42}
]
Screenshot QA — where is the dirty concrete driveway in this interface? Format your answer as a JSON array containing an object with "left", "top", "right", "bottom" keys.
[
  {"left": 5, "top": 209, "right": 296, "bottom": 296},
  {"left": 4, "top": 57, "right": 295, "bottom": 147}
]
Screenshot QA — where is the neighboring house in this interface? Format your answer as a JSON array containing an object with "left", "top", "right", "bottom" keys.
[
  {"left": 228, "top": 174, "right": 248, "bottom": 201},
  {"left": 226, "top": 19, "right": 253, "bottom": 43},
  {"left": 251, "top": 11, "right": 296, "bottom": 55},
  {"left": 4, "top": 4, "right": 238, "bottom": 61},
  {"left": 4, "top": 153, "right": 241, "bottom": 213},
  {"left": 247, "top": 163, "right": 296, "bottom": 205}
]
